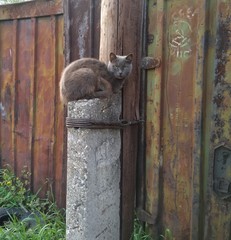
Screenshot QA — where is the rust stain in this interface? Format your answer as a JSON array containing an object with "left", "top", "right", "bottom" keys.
[
  {"left": 0, "top": 2, "right": 65, "bottom": 207},
  {"left": 203, "top": 2, "right": 231, "bottom": 240},
  {"left": 215, "top": 15, "right": 231, "bottom": 86}
]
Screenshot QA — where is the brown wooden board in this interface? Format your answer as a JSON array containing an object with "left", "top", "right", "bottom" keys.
[
  {"left": 0, "top": 21, "right": 15, "bottom": 169},
  {"left": 118, "top": 1, "right": 143, "bottom": 239},
  {"left": 0, "top": 1, "right": 65, "bottom": 208}
]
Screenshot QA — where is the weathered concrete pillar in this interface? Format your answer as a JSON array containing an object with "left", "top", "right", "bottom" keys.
[
  {"left": 66, "top": 96, "right": 121, "bottom": 240},
  {"left": 66, "top": 0, "right": 121, "bottom": 239}
]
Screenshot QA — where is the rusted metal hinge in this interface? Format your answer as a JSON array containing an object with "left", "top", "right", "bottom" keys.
[
  {"left": 141, "top": 57, "right": 161, "bottom": 70},
  {"left": 66, "top": 117, "right": 144, "bottom": 129}
]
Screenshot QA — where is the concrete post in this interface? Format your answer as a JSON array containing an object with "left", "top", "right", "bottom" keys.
[
  {"left": 66, "top": 95, "right": 121, "bottom": 240},
  {"left": 66, "top": 0, "right": 122, "bottom": 239}
]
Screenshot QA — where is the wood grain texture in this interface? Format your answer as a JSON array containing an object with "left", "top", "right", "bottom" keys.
[{"left": 0, "top": 2, "right": 65, "bottom": 208}]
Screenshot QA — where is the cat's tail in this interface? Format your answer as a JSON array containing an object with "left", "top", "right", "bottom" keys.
[{"left": 59, "top": 75, "right": 68, "bottom": 105}]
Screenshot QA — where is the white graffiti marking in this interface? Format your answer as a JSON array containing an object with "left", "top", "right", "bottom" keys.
[
  {"left": 169, "top": 21, "right": 192, "bottom": 58},
  {"left": 172, "top": 7, "right": 198, "bottom": 21},
  {"left": 169, "top": 8, "right": 198, "bottom": 58}
]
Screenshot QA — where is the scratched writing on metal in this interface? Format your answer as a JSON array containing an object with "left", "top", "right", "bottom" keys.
[
  {"left": 172, "top": 7, "right": 198, "bottom": 21},
  {"left": 169, "top": 7, "right": 198, "bottom": 58}
]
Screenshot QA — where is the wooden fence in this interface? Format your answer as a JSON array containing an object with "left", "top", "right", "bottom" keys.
[
  {"left": 0, "top": 0, "right": 230, "bottom": 239},
  {"left": 0, "top": 0, "right": 66, "bottom": 208}
]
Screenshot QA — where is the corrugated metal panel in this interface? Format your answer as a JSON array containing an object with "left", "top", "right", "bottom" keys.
[
  {"left": 202, "top": 1, "right": 231, "bottom": 239},
  {"left": 145, "top": 0, "right": 231, "bottom": 239},
  {"left": 0, "top": 0, "right": 65, "bottom": 208}
]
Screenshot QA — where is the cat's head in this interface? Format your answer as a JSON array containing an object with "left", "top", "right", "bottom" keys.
[{"left": 107, "top": 52, "right": 133, "bottom": 79}]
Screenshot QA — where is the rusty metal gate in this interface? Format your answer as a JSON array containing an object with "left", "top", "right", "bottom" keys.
[
  {"left": 141, "top": 0, "right": 231, "bottom": 239},
  {"left": 0, "top": 0, "right": 66, "bottom": 208}
]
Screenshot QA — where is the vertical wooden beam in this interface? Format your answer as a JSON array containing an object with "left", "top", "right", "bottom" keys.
[
  {"left": 118, "top": 1, "right": 143, "bottom": 239},
  {"left": 0, "top": 21, "right": 15, "bottom": 169},
  {"left": 29, "top": 17, "right": 37, "bottom": 191},
  {"left": 12, "top": 19, "right": 18, "bottom": 175},
  {"left": 54, "top": 15, "right": 66, "bottom": 208},
  {"left": 99, "top": 0, "right": 118, "bottom": 61}
]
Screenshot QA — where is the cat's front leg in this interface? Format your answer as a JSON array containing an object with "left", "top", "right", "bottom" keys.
[{"left": 92, "top": 78, "right": 112, "bottom": 99}]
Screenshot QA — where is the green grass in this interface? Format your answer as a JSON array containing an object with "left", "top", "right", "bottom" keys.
[
  {"left": 0, "top": 168, "right": 65, "bottom": 240},
  {"left": 0, "top": 168, "right": 174, "bottom": 240},
  {"left": 132, "top": 218, "right": 153, "bottom": 240},
  {"left": 132, "top": 217, "right": 174, "bottom": 240}
]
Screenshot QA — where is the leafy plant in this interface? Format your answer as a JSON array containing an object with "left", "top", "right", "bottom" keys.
[
  {"left": 132, "top": 216, "right": 175, "bottom": 240},
  {"left": 0, "top": 168, "right": 65, "bottom": 240},
  {"left": 0, "top": 168, "right": 27, "bottom": 207},
  {"left": 132, "top": 218, "right": 152, "bottom": 240}
]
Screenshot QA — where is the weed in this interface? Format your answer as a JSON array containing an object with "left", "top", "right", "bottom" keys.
[
  {"left": 160, "top": 228, "right": 175, "bottom": 240},
  {"left": 132, "top": 216, "right": 175, "bottom": 240},
  {"left": 0, "top": 168, "right": 26, "bottom": 207},
  {"left": 0, "top": 168, "right": 65, "bottom": 240},
  {"left": 132, "top": 217, "right": 152, "bottom": 240}
]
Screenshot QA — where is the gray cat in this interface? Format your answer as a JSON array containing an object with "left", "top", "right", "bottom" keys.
[{"left": 59, "top": 52, "right": 133, "bottom": 104}]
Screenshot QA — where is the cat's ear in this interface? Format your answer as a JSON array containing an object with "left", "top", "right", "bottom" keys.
[
  {"left": 109, "top": 52, "right": 117, "bottom": 62},
  {"left": 125, "top": 53, "right": 133, "bottom": 63}
]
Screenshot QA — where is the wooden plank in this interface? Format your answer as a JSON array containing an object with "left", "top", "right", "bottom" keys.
[
  {"left": 33, "top": 16, "right": 56, "bottom": 198},
  {"left": 48, "top": 15, "right": 56, "bottom": 199},
  {"left": 0, "top": 0, "right": 63, "bottom": 20},
  {"left": 119, "top": 1, "right": 143, "bottom": 239},
  {"left": 29, "top": 17, "right": 36, "bottom": 190},
  {"left": 99, "top": 0, "right": 118, "bottom": 61},
  {"left": 0, "top": 21, "right": 15, "bottom": 169},
  {"left": 54, "top": 15, "right": 66, "bottom": 208},
  {"left": 14, "top": 18, "right": 35, "bottom": 178},
  {"left": 12, "top": 20, "right": 17, "bottom": 174}
]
